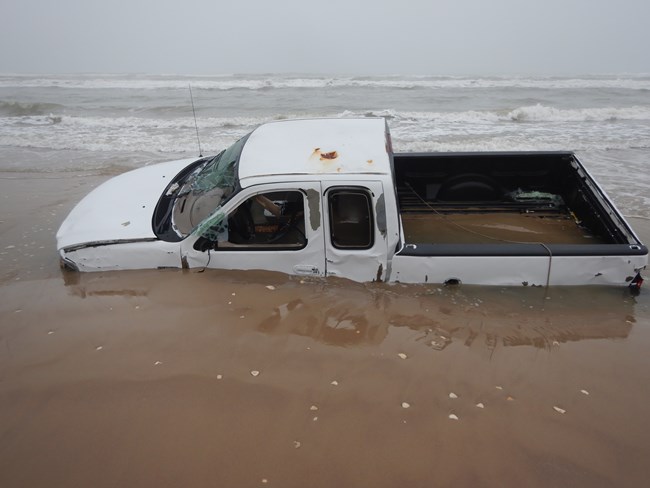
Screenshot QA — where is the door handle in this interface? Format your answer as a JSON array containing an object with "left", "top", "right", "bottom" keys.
[{"left": 293, "top": 265, "right": 320, "bottom": 275}]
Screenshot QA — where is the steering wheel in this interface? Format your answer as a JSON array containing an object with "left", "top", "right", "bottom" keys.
[{"left": 268, "top": 207, "right": 305, "bottom": 244}]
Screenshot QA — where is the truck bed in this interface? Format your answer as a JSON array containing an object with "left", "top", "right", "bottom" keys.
[
  {"left": 393, "top": 151, "right": 638, "bottom": 247},
  {"left": 390, "top": 152, "right": 646, "bottom": 286}
]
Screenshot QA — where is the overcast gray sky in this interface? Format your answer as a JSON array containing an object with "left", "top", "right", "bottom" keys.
[{"left": 1, "top": 0, "right": 649, "bottom": 75}]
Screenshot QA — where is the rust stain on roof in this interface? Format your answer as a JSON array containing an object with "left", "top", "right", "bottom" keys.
[
  {"left": 310, "top": 148, "right": 339, "bottom": 162},
  {"left": 320, "top": 151, "right": 338, "bottom": 160}
]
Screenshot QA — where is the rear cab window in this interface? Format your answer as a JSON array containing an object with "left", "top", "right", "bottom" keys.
[{"left": 328, "top": 188, "right": 374, "bottom": 249}]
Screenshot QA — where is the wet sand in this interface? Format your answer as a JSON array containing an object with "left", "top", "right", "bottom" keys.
[
  {"left": 402, "top": 213, "right": 605, "bottom": 244},
  {"left": 1, "top": 172, "right": 650, "bottom": 488}
]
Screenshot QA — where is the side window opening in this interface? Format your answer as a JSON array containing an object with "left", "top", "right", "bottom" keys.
[
  {"left": 196, "top": 190, "right": 307, "bottom": 251},
  {"left": 328, "top": 189, "right": 374, "bottom": 249}
]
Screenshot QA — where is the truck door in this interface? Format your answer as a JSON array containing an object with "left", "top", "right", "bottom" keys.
[
  {"left": 180, "top": 182, "right": 325, "bottom": 277},
  {"left": 323, "top": 181, "right": 389, "bottom": 282}
]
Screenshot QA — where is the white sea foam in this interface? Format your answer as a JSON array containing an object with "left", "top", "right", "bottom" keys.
[
  {"left": 507, "top": 104, "right": 650, "bottom": 122},
  {"left": 338, "top": 105, "right": 650, "bottom": 124},
  {"left": 2, "top": 108, "right": 648, "bottom": 157},
  {"left": 2, "top": 74, "right": 650, "bottom": 91}
]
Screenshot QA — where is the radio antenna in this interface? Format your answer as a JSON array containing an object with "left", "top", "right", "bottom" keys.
[{"left": 189, "top": 84, "right": 203, "bottom": 157}]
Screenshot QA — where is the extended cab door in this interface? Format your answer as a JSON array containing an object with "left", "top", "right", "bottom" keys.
[
  {"left": 323, "top": 181, "right": 389, "bottom": 282},
  {"left": 180, "top": 182, "right": 325, "bottom": 277}
]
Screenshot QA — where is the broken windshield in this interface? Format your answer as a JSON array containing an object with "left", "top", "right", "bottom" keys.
[{"left": 171, "top": 134, "right": 249, "bottom": 237}]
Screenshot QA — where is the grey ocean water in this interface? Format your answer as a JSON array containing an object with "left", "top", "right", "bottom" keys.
[{"left": 1, "top": 73, "right": 650, "bottom": 216}]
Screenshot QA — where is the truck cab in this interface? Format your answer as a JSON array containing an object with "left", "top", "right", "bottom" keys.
[{"left": 167, "top": 118, "right": 399, "bottom": 282}]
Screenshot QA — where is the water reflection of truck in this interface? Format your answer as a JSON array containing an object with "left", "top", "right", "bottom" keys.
[
  {"left": 61, "top": 272, "right": 636, "bottom": 351},
  {"left": 57, "top": 118, "right": 647, "bottom": 288}
]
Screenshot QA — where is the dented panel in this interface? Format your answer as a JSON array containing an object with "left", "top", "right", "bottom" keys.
[
  {"left": 179, "top": 181, "right": 326, "bottom": 277},
  {"left": 391, "top": 254, "right": 647, "bottom": 286},
  {"left": 61, "top": 240, "right": 181, "bottom": 272},
  {"left": 56, "top": 158, "right": 194, "bottom": 250},
  {"left": 237, "top": 118, "right": 392, "bottom": 187},
  {"left": 322, "top": 181, "right": 389, "bottom": 283}
]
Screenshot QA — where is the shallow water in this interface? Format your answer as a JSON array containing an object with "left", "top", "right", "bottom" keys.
[
  {"left": 1, "top": 74, "right": 650, "bottom": 486},
  {"left": 1, "top": 170, "right": 649, "bottom": 487}
]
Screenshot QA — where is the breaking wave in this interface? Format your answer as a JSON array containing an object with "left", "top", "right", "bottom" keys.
[
  {"left": 2, "top": 71, "right": 649, "bottom": 159},
  {"left": 0, "top": 100, "right": 65, "bottom": 116},
  {"left": 506, "top": 104, "right": 650, "bottom": 122},
  {"left": 2, "top": 107, "right": 649, "bottom": 156},
  {"left": 2, "top": 73, "right": 648, "bottom": 215},
  {"left": 339, "top": 105, "right": 650, "bottom": 124},
  {"left": 2, "top": 74, "right": 650, "bottom": 91}
]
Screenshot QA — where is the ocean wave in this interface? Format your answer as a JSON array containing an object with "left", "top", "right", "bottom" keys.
[
  {"left": 506, "top": 104, "right": 650, "bottom": 122},
  {"left": 4, "top": 106, "right": 650, "bottom": 133},
  {"left": 0, "top": 100, "right": 65, "bottom": 116},
  {"left": 2, "top": 74, "right": 650, "bottom": 91},
  {"left": 0, "top": 114, "right": 268, "bottom": 130},
  {"left": 339, "top": 105, "right": 650, "bottom": 124},
  {"left": 2, "top": 105, "right": 649, "bottom": 157}
]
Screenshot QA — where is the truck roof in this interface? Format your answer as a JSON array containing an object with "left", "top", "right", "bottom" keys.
[{"left": 237, "top": 118, "right": 391, "bottom": 187}]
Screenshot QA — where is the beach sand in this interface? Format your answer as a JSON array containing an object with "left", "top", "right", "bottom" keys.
[{"left": 1, "top": 172, "right": 650, "bottom": 487}]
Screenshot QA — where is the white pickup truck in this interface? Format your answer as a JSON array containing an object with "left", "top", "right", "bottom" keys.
[{"left": 57, "top": 118, "right": 647, "bottom": 288}]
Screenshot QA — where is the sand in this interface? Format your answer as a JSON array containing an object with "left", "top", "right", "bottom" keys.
[
  {"left": 1, "top": 172, "right": 650, "bottom": 487},
  {"left": 401, "top": 212, "right": 606, "bottom": 244}
]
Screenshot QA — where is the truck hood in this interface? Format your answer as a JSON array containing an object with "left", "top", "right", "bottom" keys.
[{"left": 57, "top": 158, "right": 195, "bottom": 250}]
